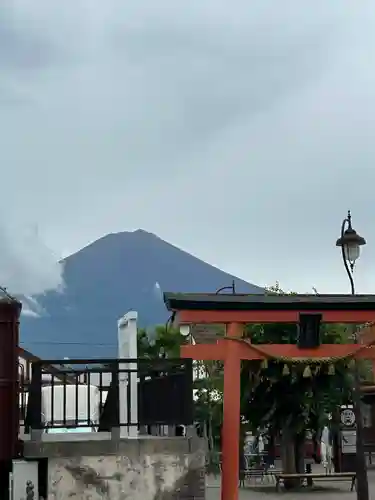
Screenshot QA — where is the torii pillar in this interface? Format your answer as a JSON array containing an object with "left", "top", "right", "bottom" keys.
[{"left": 164, "top": 292, "right": 375, "bottom": 500}]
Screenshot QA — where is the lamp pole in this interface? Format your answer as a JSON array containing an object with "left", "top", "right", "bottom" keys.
[{"left": 336, "top": 210, "right": 368, "bottom": 500}]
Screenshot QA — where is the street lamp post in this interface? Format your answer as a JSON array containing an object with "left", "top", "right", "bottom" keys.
[{"left": 336, "top": 210, "right": 368, "bottom": 500}]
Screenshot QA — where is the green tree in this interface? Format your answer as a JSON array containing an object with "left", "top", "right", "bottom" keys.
[
  {"left": 240, "top": 284, "right": 353, "bottom": 483},
  {"left": 138, "top": 325, "right": 224, "bottom": 455},
  {"left": 137, "top": 324, "right": 184, "bottom": 358},
  {"left": 193, "top": 360, "right": 223, "bottom": 452},
  {"left": 137, "top": 291, "right": 359, "bottom": 485}
]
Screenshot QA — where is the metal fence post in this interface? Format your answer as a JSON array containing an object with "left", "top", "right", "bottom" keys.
[
  {"left": 28, "top": 362, "right": 42, "bottom": 440},
  {"left": 110, "top": 360, "right": 120, "bottom": 440}
]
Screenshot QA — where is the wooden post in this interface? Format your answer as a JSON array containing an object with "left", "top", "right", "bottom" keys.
[
  {"left": 221, "top": 323, "right": 242, "bottom": 500},
  {"left": 0, "top": 299, "right": 21, "bottom": 498}
]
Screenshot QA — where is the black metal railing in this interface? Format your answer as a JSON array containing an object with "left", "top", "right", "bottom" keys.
[{"left": 24, "top": 358, "right": 193, "bottom": 433}]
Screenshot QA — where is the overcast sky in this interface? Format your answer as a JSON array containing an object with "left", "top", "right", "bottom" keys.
[{"left": 1, "top": 1, "right": 375, "bottom": 297}]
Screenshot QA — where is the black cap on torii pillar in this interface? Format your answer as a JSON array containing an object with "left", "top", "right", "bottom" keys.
[{"left": 0, "top": 297, "right": 22, "bottom": 492}]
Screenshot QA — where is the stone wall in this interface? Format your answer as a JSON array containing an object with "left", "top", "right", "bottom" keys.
[{"left": 24, "top": 436, "right": 206, "bottom": 500}]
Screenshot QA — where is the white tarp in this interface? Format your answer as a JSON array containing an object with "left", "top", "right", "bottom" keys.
[{"left": 41, "top": 384, "right": 101, "bottom": 429}]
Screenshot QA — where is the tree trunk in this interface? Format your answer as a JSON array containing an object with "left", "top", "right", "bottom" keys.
[
  {"left": 280, "top": 427, "right": 296, "bottom": 470},
  {"left": 207, "top": 416, "right": 215, "bottom": 452},
  {"left": 267, "top": 430, "right": 276, "bottom": 467},
  {"left": 294, "top": 433, "right": 306, "bottom": 475},
  {"left": 280, "top": 426, "right": 301, "bottom": 490}
]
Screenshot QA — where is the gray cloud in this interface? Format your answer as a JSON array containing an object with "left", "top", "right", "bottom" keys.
[
  {"left": 0, "top": 0, "right": 375, "bottom": 295},
  {"left": 0, "top": 221, "right": 64, "bottom": 297}
]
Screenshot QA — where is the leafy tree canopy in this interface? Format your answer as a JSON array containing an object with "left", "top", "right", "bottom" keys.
[
  {"left": 137, "top": 324, "right": 184, "bottom": 358},
  {"left": 138, "top": 324, "right": 224, "bottom": 450},
  {"left": 137, "top": 285, "right": 369, "bottom": 454},
  {"left": 241, "top": 283, "right": 353, "bottom": 435}
]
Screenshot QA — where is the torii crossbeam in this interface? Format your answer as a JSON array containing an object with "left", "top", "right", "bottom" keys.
[{"left": 164, "top": 293, "right": 375, "bottom": 500}]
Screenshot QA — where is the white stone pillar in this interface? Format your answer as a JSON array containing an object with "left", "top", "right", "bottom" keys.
[{"left": 117, "top": 311, "right": 138, "bottom": 438}]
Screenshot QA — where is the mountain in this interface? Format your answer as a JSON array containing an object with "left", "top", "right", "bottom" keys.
[{"left": 20, "top": 229, "right": 263, "bottom": 359}]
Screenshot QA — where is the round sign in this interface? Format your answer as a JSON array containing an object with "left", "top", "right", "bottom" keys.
[{"left": 340, "top": 409, "right": 355, "bottom": 427}]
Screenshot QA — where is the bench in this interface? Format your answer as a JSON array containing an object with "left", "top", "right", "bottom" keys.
[
  {"left": 239, "top": 468, "right": 282, "bottom": 487},
  {"left": 275, "top": 472, "right": 356, "bottom": 491},
  {"left": 239, "top": 468, "right": 265, "bottom": 486}
]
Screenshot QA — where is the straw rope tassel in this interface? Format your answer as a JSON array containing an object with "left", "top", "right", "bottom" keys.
[
  {"left": 282, "top": 364, "right": 290, "bottom": 376},
  {"left": 348, "top": 359, "right": 356, "bottom": 369}
]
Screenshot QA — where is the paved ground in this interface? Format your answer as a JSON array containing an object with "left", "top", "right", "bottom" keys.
[{"left": 205, "top": 468, "right": 375, "bottom": 499}]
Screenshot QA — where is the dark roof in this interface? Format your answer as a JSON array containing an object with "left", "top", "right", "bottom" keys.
[
  {"left": 19, "top": 346, "right": 40, "bottom": 362},
  {"left": 164, "top": 293, "right": 375, "bottom": 312},
  {"left": 18, "top": 347, "right": 78, "bottom": 385}
]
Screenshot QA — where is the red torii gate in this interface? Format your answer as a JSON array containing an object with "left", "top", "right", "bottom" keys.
[{"left": 164, "top": 293, "right": 375, "bottom": 500}]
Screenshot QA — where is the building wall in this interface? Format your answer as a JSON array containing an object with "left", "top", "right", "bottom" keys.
[{"left": 24, "top": 436, "right": 206, "bottom": 500}]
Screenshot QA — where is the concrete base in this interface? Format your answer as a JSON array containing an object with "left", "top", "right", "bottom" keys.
[{"left": 24, "top": 436, "right": 206, "bottom": 500}]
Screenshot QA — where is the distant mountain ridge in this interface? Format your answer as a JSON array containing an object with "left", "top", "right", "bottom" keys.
[{"left": 20, "top": 229, "right": 263, "bottom": 359}]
